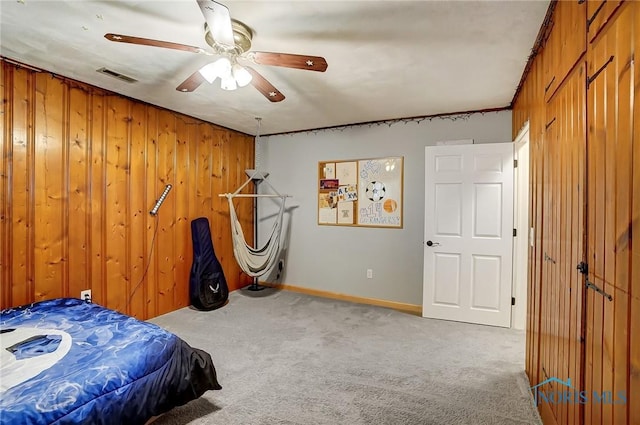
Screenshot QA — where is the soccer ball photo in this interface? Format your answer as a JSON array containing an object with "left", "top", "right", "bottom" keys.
[{"left": 365, "top": 181, "right": 386, "bottom": 202}]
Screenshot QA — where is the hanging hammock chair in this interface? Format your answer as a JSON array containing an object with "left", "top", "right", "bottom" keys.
[{"left": 222, "top": 171, "right": 288, "bottom": 278}]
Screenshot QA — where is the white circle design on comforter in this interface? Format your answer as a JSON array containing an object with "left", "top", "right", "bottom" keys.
[{"left": 0, "top": 327, "right": 72, "bottom": 393}]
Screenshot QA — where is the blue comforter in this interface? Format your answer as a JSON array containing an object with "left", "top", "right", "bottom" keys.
[{"left": 0, "top": 298, "right": 220, "bottom": 424}]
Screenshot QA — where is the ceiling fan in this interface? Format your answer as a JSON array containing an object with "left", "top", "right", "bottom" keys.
[{"left": 104, "top": 0, "right": 328, "bottom": 102}]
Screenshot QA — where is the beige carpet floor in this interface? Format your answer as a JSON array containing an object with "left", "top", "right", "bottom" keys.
[{"left": 150, "top": 288, "right": 542, "bottom": 425}]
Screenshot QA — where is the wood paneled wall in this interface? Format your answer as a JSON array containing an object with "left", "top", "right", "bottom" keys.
[
  {"left": 513, "top": 1, "right": 639, "bottom": 424},
  {"left": 0, "top": 59, "right": 254, "bottom": 319}
]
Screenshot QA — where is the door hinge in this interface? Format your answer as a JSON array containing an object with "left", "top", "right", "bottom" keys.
[
  {"left": 587, "top": 55, "right": 614, "bottom": 88},
  {"left": 514, "top": 159, "right": 518, "bottom": 168},
  {"left": 587, "top": 0, "right": 606, "bottom": 27},
  {"left": 511, "top": 297, "right": 516, "bottom": 306},
  {"left": 513, "top": 228, "right": 517, "bottom": 237},
  {"left": 545, "top": 117, "right": 557, "bottom": 130},
  {"left": 544, "top": 76, "right": 556, "bottom": 94},
  {"left": 576, "top": 261, "right": 588, "bottom": 275}
]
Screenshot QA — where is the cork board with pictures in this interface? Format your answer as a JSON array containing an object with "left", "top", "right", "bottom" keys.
[{"left": 318, "top": 157, "right": 403, "bottom": 228}]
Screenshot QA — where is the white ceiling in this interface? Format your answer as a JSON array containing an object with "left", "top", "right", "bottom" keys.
[{"left": 0, "top": 0, "right": 549, "bottom": 135}]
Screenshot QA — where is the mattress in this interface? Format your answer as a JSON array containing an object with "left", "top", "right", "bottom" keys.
[{"left": 0, "top": 298, "right": 221, "bottom": 424}]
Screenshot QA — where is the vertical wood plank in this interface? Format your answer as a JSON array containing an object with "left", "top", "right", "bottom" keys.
[
  {"left": 196, "top": 123, "right": 213, "bottom": 223},
  {"left": 570, "top": 63, "right": 586, "bottom": 425},
  {"left": 531, "top": 54, "right": 545, "bottom": 390},
  {"left": 104, "top": 95, "right": 130, "bottom": 311},
  {"left": 89, "top": 91, "right": 106, "bottom": 306},
  {"left": 540, "top": 103, "right": 554, "bottom": 415},
  {"left": 67, "top": 85, "right": 90, "bottom": 300},
  {"left": 155, "top": 109, "right": 177, "bottom": 315},
  {"left": 128, "top": 102, "right": 147, "bottom": 318},
  {"left": 185, "top": 118, "right": 199, "bottom": 306},
  {"left": 211, "top": 128, "right": 226, "bottom": 260},
  {"left": 601, "top": 26, "right": 617, "bottom": 423},
  {"left": 612, "top": 9, "right": 633, "bottom": 424},
  {"left": 144, "top": 107, "right": 159, "bottom": 319},
  {"left": 0, "top": 62, "right": 9, "bottom": 308},
  {"left": 550, "top": 102, "right": 558, "bottom": 410},
  {"left": 8, "top": 66, "right": 33, "bottom": 307},
  {"left": 174, "top": 116, "right": 191, "bottom": 308},
  {"left": 33, "top": 74, "right": 65, "bottom": 301},
  {"left": 529, "top": 110, "right": 543, "bottom": 387},
  {"left": 218, "top": 129, "right": 235, "bottom": 289},
  {"left": 585, "top": 44, "right": 597, "bottom": 425},
  {"left": 559, "top": 86, "right": 569, "bottom": 425},
  {"left": 628, "top": 4, "right": 640, "bottom": 423},
  {"left": 239, "top": 132, "right": 255, "bottom": 289},
  {"left": 588, "top": 26, "right": 608, "bottom": 423},
  {"left": 60, "top": 80, "right": 70, "bottom": 299}
]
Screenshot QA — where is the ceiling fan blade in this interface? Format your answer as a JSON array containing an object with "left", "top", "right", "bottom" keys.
[
  {"left": 176, "top": 69, "right": 206, "bottom": 92},
  {"left": 249, "top": 52, "right": 328, "bottom": 72},
  {"left": 197, "top": 0, "right": 235, "bottom": 48},
  {"left": 245, "top": 67, "right": 285, "bottom": 102},
  {"left": 104, "top": 33, "right": 205, "bottom": 54}
]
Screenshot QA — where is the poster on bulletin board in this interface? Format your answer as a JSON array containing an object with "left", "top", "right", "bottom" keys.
[
  {"left": 317, "top": 156, "right": 403, "bottom": 228},
  {"left": 357, "top": 157, "right": 403, "bottom": 227}
]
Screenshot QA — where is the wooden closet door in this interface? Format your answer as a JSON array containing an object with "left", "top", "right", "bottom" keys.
[
  {"left": 585, "top": 2, "right": 636, "bottom": 424},
  {"left": 537, "top": 62, "right": 586, "bottom": 425},
  {"left": 587, "top": 0, "right": 624, "bottom": 43},
  {"left": 543, "top": 0, "right": 587, "bottom": 102}
]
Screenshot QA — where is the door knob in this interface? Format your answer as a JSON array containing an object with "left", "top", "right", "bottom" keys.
[{"left": 426, "top": 240, "right": 440, "bottom": 247}]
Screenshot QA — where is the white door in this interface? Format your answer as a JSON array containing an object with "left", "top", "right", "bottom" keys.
[{"left": 423, "top": 143, "right": 514, "bottom": 327}]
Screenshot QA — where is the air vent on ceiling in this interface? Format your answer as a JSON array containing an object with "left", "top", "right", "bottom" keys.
[{"left": 96, "top": 67, "right": 137, "bottom": 83}]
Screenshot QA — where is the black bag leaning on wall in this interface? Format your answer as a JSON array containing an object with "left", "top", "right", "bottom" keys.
[{"left": 189, "top": 217, "right": 229, "bottom": 311}]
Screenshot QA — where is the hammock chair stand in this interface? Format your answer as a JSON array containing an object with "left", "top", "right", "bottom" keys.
[
  {"left": 246, "top": 170, "right": 268, "bottom": 292},
  {"left": 220, "top": 169, "right": 289, "bottom": 291}
]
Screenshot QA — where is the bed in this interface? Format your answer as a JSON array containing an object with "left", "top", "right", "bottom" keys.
[{"left": 0, "top": 298, "right": 221, "bottom": 424}]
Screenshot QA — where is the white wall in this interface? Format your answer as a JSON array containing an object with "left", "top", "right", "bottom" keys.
[{"left": 256, "top": 111, "right": 512, "bottom": 306}]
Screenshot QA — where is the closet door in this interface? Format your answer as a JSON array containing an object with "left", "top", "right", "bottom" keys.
[
  {"left": 537, "top": 62, "right": 586, "bottom": 425},
  {"left": 587, "top": 0, "right": 624, "bottom": 43},
  {"left": 585, "top": 3, "right": 636, "bottom": 424},
  {"left": 543, "top": 0, "right": 586, "bottom": 102}
]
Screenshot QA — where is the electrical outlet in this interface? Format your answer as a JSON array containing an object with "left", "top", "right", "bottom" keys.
[
  {"left": 80, "top": 289, "right": 92, "bottom": 303},
  {"left": 367, "top": 269, "right": 373, "bottom": 279}
]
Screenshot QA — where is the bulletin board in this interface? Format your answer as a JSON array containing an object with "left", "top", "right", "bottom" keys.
[{"left": 318, "top": 156, "right": 403, "bottom": 228}]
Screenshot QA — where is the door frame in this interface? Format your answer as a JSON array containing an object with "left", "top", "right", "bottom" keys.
[{"left": 512, "top": 122, "right": 530, "bottom": 330}]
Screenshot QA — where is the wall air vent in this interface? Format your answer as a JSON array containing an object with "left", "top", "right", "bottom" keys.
[{"left": 96, "top": 67, "right": 137, "bottom": 83}]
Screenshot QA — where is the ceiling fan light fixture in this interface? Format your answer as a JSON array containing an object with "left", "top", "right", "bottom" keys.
[
  {"left": 232, "top": 64, "right": 252, "bottom": 87},
  {"left": 220, "top": 74, "right": 237, "bottom": 91},
  {"left": 106, "top": 0, "right": 328, "bottom": 102},
  {"left": 199, "top": 57, "right": 232, "bottom": 83}
]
